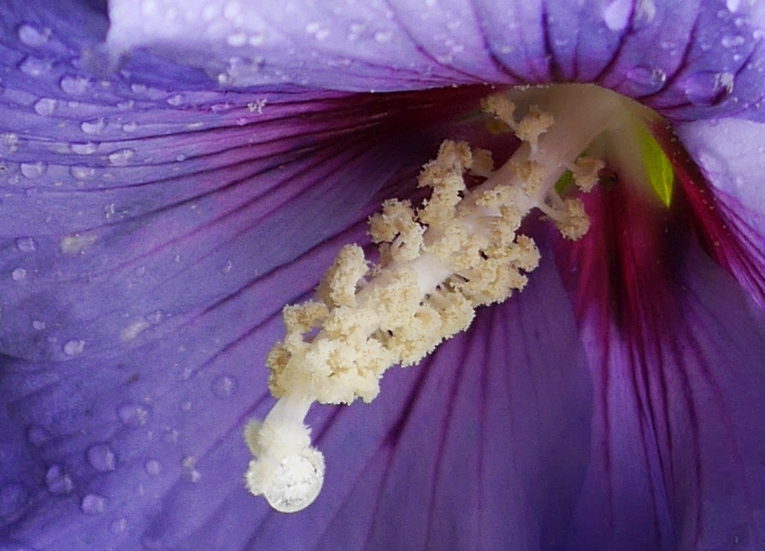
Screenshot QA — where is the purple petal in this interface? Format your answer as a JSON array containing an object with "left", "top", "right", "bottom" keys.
[
  {"left": 1, "top": 0, "right": 491, "bottom": 362},
  {"left": 556, "top": 183, "right": 765, "bottom": 550},
  {"left": 108, "top": 0, "right": 765, "bottom": 120},
  {"left": 1, "top": 242, "right": 591, "bottom": 550}
]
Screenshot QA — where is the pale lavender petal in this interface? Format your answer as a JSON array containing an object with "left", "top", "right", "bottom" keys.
[{"left": 108, "top": 0, "right": 765, "bottom": 120}]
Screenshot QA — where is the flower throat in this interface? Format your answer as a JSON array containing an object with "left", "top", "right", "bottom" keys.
[{"left": 243, "top": 84, "right": 666, "bottom": 512}]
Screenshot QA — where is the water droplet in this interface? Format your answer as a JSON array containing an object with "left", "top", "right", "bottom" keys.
[
  {"left": 166, "top": 93, "right": 184, "bottom": 106},
  {"left": 130, "top": 83, "right": 147, "bottom": 94},
  {"left": 110, "top": 517, "right": 127, "bottom": 534},
  {"left": 63, "top": 339, "right": 85, "bottom": 356},
  {"left": 20, "top": 162, "right": 47, "bottom": 179},
  {"left": 227, "top": 32, "right": 248, "bottom": 47},
  {"left": 11, "top": 268, "right": 27, "bottom": 282},
  {"left": 603, "top": 0, "right": 630, "bottom": 31},
  {"left": 86, "top": 443, "right": 117, "bottom": 472},
  {"left": 16, "top": 237, "right": 37, "bottom": 252},
  {"left": 212, "top": 374, "right": 238, "bottom": 398},
  {"left": 146, "top": 310, "right": 165, "bottom": 324},
  {"left": 374, "top": 30, "right": 393, "bottom": 43},
  {"left": 27, "top": 425, "right": 50, "bottom": 446},
  {"left": 727, "top": 0, "right": 741, "bottom": 12},
  {"left": 108, "top": 149, "right": 135, "bottom": 166},
  {"left": 45, "top": 465, "right": 74, "bottom": 495},
  {"left": 32, "top": 320, "right": 46, "bottom": 330},
  {"left": 69, "top": 166, "right": 96, "bottom": 181},
  {"left": 33, "top": 97, "right": 56, "bottom": 116},
  {"left": 19, "top": 56, "right": 51, "bottom": 77},
  {"left": 118, "top": 403, "right": 151, "bottom": 427},
  {"left": 18, "top": 24, "right": 50, "bottom": 47},
  {"left": 182, "top": 456, "right": 201, "bottom": 482},
  {"left": 81, "top": 118, "right": 106, "bottom": 135},
  {"left": 1, "top": 133, "right": 19, "bottom": 154},
  {"left": 71, "top": 142, "right": 97, "bottom": 155},
  {"left": 60, "top": 233, "right": 97, "bottom": 255},
  {"left": 80, "top": 494, "right": 107, "bottom": 515},
  {"left": 121, "top": 121, "right": 138, "bottom": 133},
  {"left": 722, "top": 35, "right": 745, "bottom": 48},
  {"left": 624, "top": 66, "right": 667, "bottom": 95},
  {"left": 120, "top": 319, "right": 151, "bottom": 342},
  {"left": 682, "top": 71, "right": 734, "bottom": 106},
  {"left": 305, "top": 22, "right": 330, "bottom": 41},
  {"left": 144, "top": 459, "right": 162, "bottom": 476},
  {"left": 60, "top": 75, "right": 92, "bottom": 95},
  {"left": 223, "top": 1, "right": 241, "bottom": 20},
  {"left": 180, "top": 401, "right": 192, "bottom": 412}
]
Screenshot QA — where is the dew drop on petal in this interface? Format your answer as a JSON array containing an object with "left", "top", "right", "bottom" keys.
[
  {"left": 11, "top": 268, "right": 27, "bottom": 282},
  {"left": 146, "top": 309, "right": 165, "bottom": 324},
  {"left": 63, "top": 339, "right": 85, "bottom": 356},
  {"left": 110, "top": 518, "right": 127, "bottom": 534},
  {"left": 86, "top": 443, "right": 117, "bottom": 472},
  {"left": 20, "top": 162, "right": 47, "bottom": 179},
  {"left": 27, "top": 425, "right": 50, "bottom": 447},
  {"left": 108, "top": 149, "right": 135, "bottom": 166},
  {"left": 19, "top": 56, "right": 51, "bottom": 77},
  {"left": 166, "top": 93, "right": 184, "bottom": 106},
  {"left": 18, "top": 24, "right": 50, "bottom": 47},
  {"left": 60, "top": 75, "right": 92, "bottom": 95},
  {"left": 144, "top": 459, "right": 162, "bottom": 476},
  {"left": 15, "top": 237, "right": 37, "bottom": 253},
  {"left": 33, "top": 98, "right": 56, "bottom": 116},
  {"left": 117, "top": 403, "right": 151, "bottom": 427},
  {"left": 212, "top": 374, "right": 238, "bottom": 398},
  {"left": 182, "top": 456, "right": 201, "bottom": 482},
  {"left": 80, "top": 494, "right": 107, "bottom": 515},
  {"left": 32, "top": 320, "right": 46, "bottom": 330},
  {"left": 227, "top": 32, "right": 248, "bottom": 47},
  {"left": 721, "top": 35, "right": 745, "bottom": 48},
  {"left": 81, "top": 118, "right": 106, "bottom": 135},
  {"left": 71, "top": 142, "right": 97, "bottom": 155},
  {"left": 603, "top": 0, "right": 631, "bottom": 31},
  {"left": 70, "top": 166, "right": 96, "bottom": 180},
  {"left": 45, "top": 465, "right": 74, "bottom": 495}
]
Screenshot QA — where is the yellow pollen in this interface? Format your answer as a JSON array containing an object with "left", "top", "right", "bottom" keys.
[{"left": 244, "top": 85, "right": 622, "bottom": 512}]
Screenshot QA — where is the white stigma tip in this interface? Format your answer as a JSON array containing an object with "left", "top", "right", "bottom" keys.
[{"left": 246, "top": 448, "right": 325, "bottom": 513}]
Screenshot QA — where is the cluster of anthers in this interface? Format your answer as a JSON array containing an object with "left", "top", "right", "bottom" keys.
[{"left": 244, "top": 88, "right": 610, "bottom": 513}]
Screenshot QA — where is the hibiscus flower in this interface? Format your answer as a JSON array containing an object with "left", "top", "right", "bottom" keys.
[{"left": 1, "top": 1, "right": 764, "bottom": 550}]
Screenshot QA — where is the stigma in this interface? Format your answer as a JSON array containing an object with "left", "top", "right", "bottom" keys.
[{"left": 244, "top": 84, "right": 640, "bottom": 512}]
